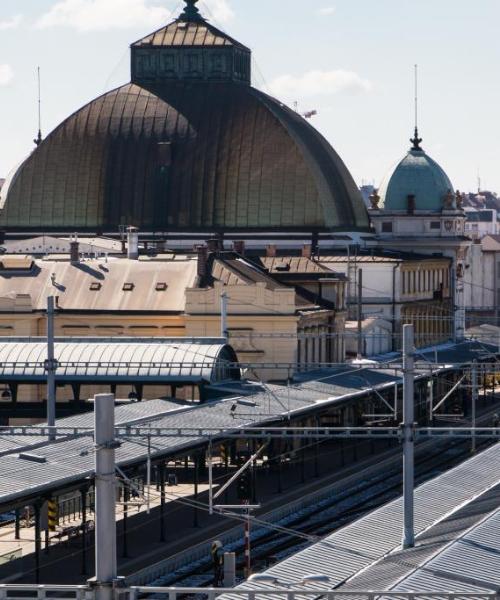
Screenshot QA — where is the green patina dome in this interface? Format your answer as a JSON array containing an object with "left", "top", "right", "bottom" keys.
[{"left": 379, "top": 142, "right": 454, "bottom": 212}]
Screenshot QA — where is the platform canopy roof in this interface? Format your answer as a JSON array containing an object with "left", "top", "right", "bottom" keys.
[{"left": 0, "top": 337, "right": 239, "bottom": 385}]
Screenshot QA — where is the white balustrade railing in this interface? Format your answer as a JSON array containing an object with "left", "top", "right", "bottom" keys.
[{"left": 0, "top": 585, "right": 494, "bottom": 600}]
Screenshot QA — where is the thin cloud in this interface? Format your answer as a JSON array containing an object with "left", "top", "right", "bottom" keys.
[
  {"left": 0, "top": 15, "right": 23, "bottom": 30},
  {"left": 0, "top": 65, "right": 14, "bottom": 86},
  {"left": 270, "top": 69, "right": 372, "bottom": 99},
  {"left": 316, "top": 6, "right": 335, "bottom": 16},
  {"left": 35, "top": 0, "right": 171, "bottom": 32},
  {"left": 200, "top": 0, "right": 234, "bottom": 24}
]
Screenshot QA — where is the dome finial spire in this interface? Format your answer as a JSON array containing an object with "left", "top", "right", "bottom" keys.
[
  {"left": 410, "top": 64, "right": 423, "bottom": 150},
  {"left": 179, "top": 0, "right": 204, "bottom": 21}
]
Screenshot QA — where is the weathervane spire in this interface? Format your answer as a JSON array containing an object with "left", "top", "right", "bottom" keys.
[
  {"left": 179, "top": 0, "right": 204, "bottom": 22},
  {"left": 33, "top": 66, "right": 43, "bottom": 147},
  {"left": 410, "top": 64, "right": 422, "bottom": 151}
]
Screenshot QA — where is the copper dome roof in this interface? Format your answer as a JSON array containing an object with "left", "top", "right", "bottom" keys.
[{"left": 0, "top": 5, "right": 369, "bottom": 234}]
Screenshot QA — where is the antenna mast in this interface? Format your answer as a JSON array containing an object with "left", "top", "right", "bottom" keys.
[
  {"left": 410, "top": 64, "right": 422, "bottom": 151},
  {"left": 34, "top": 66, "right": 43, "bottom": 146},
  {"left": 414, "top": 63, "right": 418, "bottom": 132}
]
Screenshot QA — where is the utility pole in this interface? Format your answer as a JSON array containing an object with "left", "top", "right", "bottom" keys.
[
  {"left": 471, "top": 363, "right": 477, "bottom": 453},
  {"left": 402, "top": 324, "right": 415, "bottom": 549},
  {"left": 357, "top": 268, "right": 363, "bottom": 359},
  {"left": 94, "top": 394, "right": 117, "bottom": 600},
  {"left": 45, "top": 296, "right": 57, "bottom": 439},
  {"left": 220, "top": 291, "right": 229, "bottom": 342}
]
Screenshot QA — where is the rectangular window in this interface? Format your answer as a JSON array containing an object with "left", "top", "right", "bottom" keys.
[
  {"left": 430, "top": 221, "right": 441, "bottom": 230},
  {"left": 382, "top": 222, "right": 393, "bottom": 233}
]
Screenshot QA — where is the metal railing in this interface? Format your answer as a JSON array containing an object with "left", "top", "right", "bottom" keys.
[
  {"left": 0, "top": 587, "right": 496, "bottom": 600},
  {"left": 125, "top": 588, "right": 500, "bottom": 600}
]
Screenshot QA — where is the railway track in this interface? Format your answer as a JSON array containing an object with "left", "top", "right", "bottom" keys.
[{"left": 151, "top": 428, "right": 496, "bottom": 587}]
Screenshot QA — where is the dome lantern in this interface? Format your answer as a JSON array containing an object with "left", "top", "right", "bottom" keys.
[{"left": 131, "top": 0, "right": 251, "bottom": 86}]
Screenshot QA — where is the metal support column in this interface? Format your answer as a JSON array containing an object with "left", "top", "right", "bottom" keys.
[
  {"left": 94, "top": 393, "right": 117, "bottom": 600},
  {"left": 314, "top": 417, "right": 319, "bottom": 478},
  {"left": 122, "top": 484, "right": 129, "bottom": 558},
  {"left": 402, "top": 324, "right": 415, "bottom": 549},
  {"left": 14, "top": 508, "right": 20, "bottom": 540},
  {"left": 357, "top": 268, "right": 363, "bottom": 359},
  {"left": 472, "top": 363, "right": 477, "bottom": 453},
  {"left": 81, "top": 487, "right": 88, "bottom": 575},
  {"left": 221, "top": 292, "right": 229, "bottom": 341},
  {"left": 159, "top": 462, "right": 166, "bottom": 542},
  {"left": 193, "top": 454, "right": 199, "bottom": 527},
  {"left": 46, "top": 296, "right": 57, "bottom": 440},
  {"left": 34, "top": 501, "right": 41, "bottom": 584}
]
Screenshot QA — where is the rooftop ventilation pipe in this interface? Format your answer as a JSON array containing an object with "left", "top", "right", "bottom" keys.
[
  {"left": 266, "top": 244, "right": 277, "bottom": 257},
  {"left": 127, "top": 226, "right": 139, "bottom": 259},
  {"left": 197, "top": 245, "right": 209, "bottom": 279},
  {"left": 302, "top": 244, "right": 312, "bottom": 258},
  {"left": 233, "top": 240, "right": 245, "bottom": 255},
  {"left": 70, "top": 233, "right": 79, "bottom": 263}
]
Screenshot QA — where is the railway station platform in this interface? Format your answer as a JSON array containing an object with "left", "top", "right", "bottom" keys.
[{"left": 231, "top": 440, "right": 500, "bottom": 597}]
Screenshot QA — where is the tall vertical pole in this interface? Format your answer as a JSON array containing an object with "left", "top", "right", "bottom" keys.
[
  {"left": 193, "top": 454, "right": 199, "bottom": 527},
  {"left": 402, "top": 324, "right": 415, "bottom": 549},
  {"left": 428, "top": 378, "right": 434, "bottom": 426},
  {"left": 471, "top": 363, "right": 477, "bottom": 453},
  {"left": 357, "top": 269, "right": 363, "bottom": 359},
  {"left": 80, "top": 487, "right": 87, "bottom": 575},
  {"left": 34, "top": 501, "right": 41, "bottom": 583},
  {"left": 220, "top": 292, "right": 229, "bottom": 342},
  {"left": 94, "top": 394, "right": 117, "bottom": 600},
  {"left": 146, "top": 434, "right": 151, "bottom": 514},
  {"left": 46, "top": 296, "right": 57, "bottom": 440},
  {"left": 159, "top": 463, "right": 166, "bottom": 542},
  {"left": 208, "top": 440, "right": 213, "bottom": 515},
  {"left": 244, "top": 508, "right": 251, "bottom": 578}
]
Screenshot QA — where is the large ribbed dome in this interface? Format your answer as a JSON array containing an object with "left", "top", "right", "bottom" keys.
[{"left": 0, "top": 2, "right": 369, "bottom": 234}]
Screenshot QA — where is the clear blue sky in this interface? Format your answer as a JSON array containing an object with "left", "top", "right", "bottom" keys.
[{"left": 1, "top": 0, "right": 499, "bottom": 192}]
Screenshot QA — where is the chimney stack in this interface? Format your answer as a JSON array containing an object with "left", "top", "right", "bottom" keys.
[
  {"left": 127, "top": 226, "right": 139, "bottom": 259},
  {"left": 207, "top": 238, "right": 222, "bottom": 253},
  {"left": 197, "top": 245, "right": 209, "bottom": 279},
  {"left": 301, "top": 244, "right": 312, "bottom": 258},
  {"left": 266, "top": 244, "right": 277, "bottom": 257},
  {"left": 233, "top": 240, "right": 245, "bottom": 256},
  {"left": 70, "top": 233, "right": 79, "bottom": 264}
]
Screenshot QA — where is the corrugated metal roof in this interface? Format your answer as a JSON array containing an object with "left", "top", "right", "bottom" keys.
[
  {"left": 391, "top": 505, "right": 500, "bottom": 594},
  {"left": 0, "top": 339, "right": 493, "bottom": 512},
  {"left": 0, "top": 340, "right": 236, "bottom": 383},
  {"left": 223, "top": 442, "right": 500, "bottom": 598},
  {"left": 0, "top": 256, "right": 197, "bottom": 312},
  {"left": 132, "top": 20, "right": 249, "bottom": 50}
]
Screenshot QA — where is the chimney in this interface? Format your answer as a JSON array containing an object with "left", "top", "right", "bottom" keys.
[
  {"left": 70, "top": 233, "right": 79, "bottom": 264},
  {"left": 233, "top": 240, "right": 245, "bottom": 255},
  {"left": 127, "top": 226, "right": 139, "bottom": 259},
  {"left": 302, "top": 244, "right": 312, "bottom": 258},
  {"left": 197, "top": 245, "right": 208, "bottom": 278},
  {"left": 266, "top": 244, "right": 277, "bottom": 257},
  {"left": 207, "top": 238, "right": 221, "bottom": 253}
]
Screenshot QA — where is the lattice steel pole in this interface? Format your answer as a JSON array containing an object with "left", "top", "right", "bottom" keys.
[{"left": 402, "top": 324, "right": 415, "bottom": 549}]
